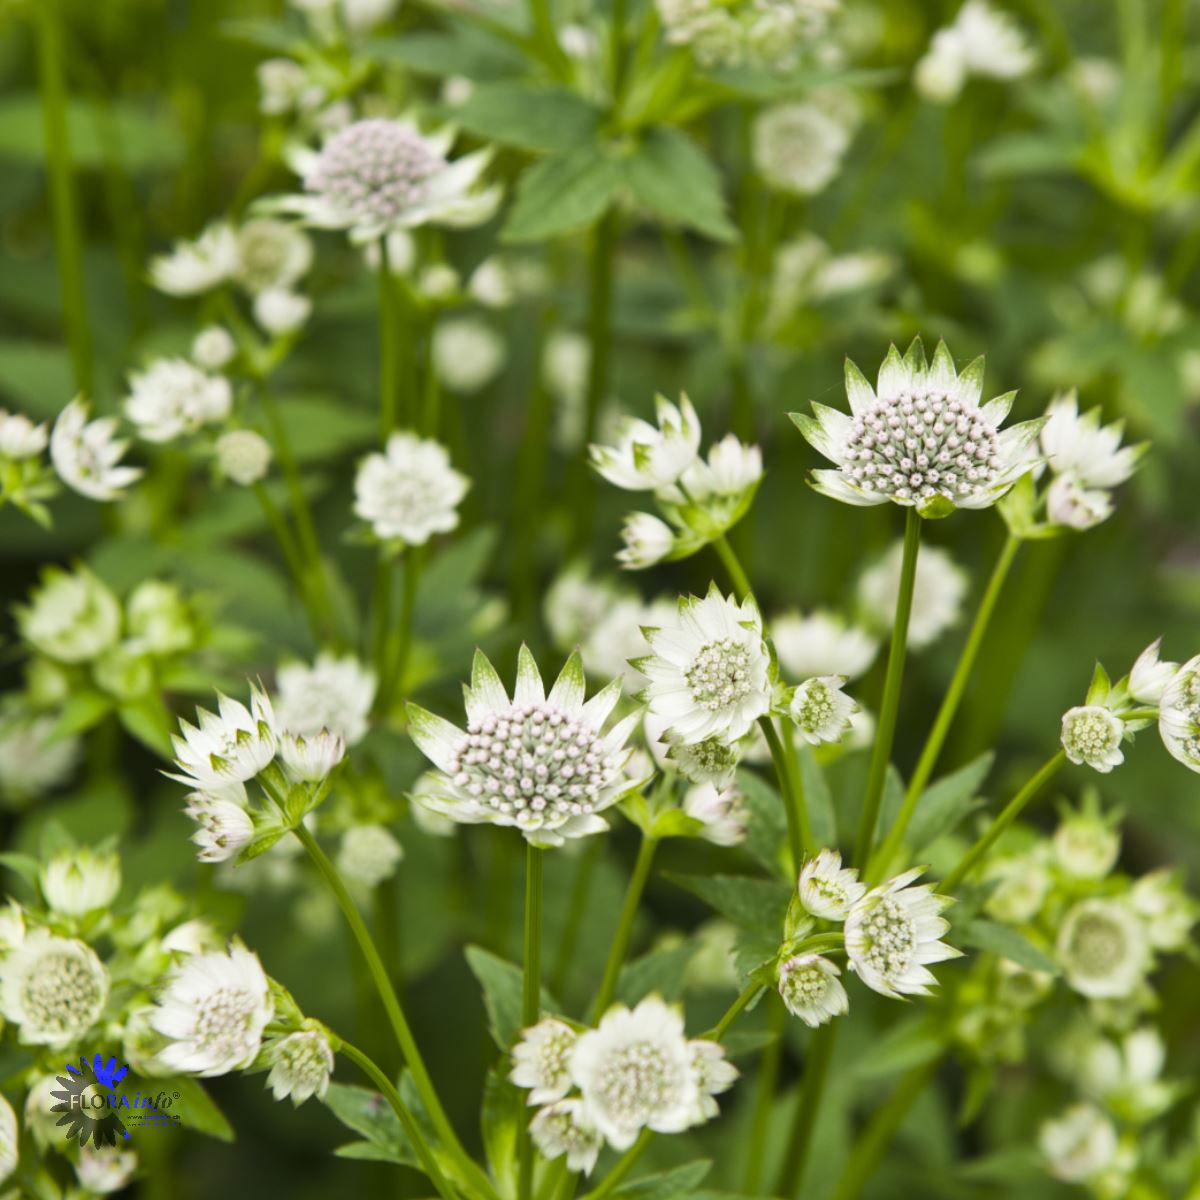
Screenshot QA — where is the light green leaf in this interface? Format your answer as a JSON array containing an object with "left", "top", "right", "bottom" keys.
[
  {"left": 906, "top": 753, "right": 993, "bottom": 853},
  {"left": 324, "top": 1082, "right": 420, "bottom": 1168},
  {"left": 623, "top": 127, "right": 738, "bottom": 242},
  {"left": 464, "top": 944, "right": 560, "bottom": 1048},
  {"left": 501, "top": 144, "right": 622, "bottom": 243},
  {"left": 168, "top": 1077, "right": 235, "bottom": 1143},
  {"left": 455, "top": 82, "right": 601, "bottom": 154},
  {"left": 956, "top": 919, "right": 1059, "bottom": 976},
  {"left": 613, "top": 1160, "right": 712, "bottom": 1198},
  {"left": 617, "top": 940, "right": 696, "bottom": 1005}
]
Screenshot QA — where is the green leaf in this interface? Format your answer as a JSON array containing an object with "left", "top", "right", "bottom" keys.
[
  {"left": 613, "top": 1160, "right": 712, "bottom": 1198},
  {"left": 481, "top": 1066, "right": 520, "bottom": 1194},
  {"left": 737, "top": 769, "right": 788, "bottom": 878},
  {"left": 906, "top": 753, "right": 993, "bottom": 853},
  {"left": 0, "top": 341, "right": 74, "bottom": 416},
  {"left": 616, "top": 940, "right": 696, "bottom": 1005},
  {"left": 0, "top": 852, "right": 41, "bottom": 890},
  {"left": 52, "top": 691, "right": 115, "bottom": 741},
  {"left": 455, "top": 82, "right": 601, "bottom": 154},
  {"left": 797, "top": 746, "right": 837, "bottom": 849},
  {"left": 956, "top": 919, "right": 1059, "bottom": 975},
  {"left": 501, "top": 143, "right": 622, "bottom": 243},
  {"left": 168, "top": 1077, "right": 235, "bottom": 1142},
  {"left": 853, "top": 1016, "right": 946, "bottom": 1080},
  {"left": 116, "top": 696, "right": 176, "bottom": 760},
  {"left": 324, "top": 1082, "right": 420, "bottom": 1168},
  {"left": 668, "top": 873, "right": 791, "bottom": 935},
  {"left": 464, "top": 945, "right": 560, "bottom": 1049},
  {"left": 623, "top": 127, "right": 738, "bottom": 242}
]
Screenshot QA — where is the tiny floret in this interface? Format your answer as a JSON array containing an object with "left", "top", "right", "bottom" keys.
[
  {"left": 798, "top": 849, "right": 865, "bottom": 920},
  {"left": 789, "top": 675, "right": 857, "bottom": 744},
  {"left": 511, "top": 1018, "right": 578, "bottom": 1105},
  {"left": 1060, "top": 705, "right": 1125, "bottom": 773},
  {"left": 777, "top": 954, "right": 849, "bottom": 1027}
]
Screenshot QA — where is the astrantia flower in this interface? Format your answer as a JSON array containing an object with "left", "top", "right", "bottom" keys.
[
  {"left": 192, "top": 326, "right": 237, "bottom": 370},
  {"left": 124, "top": 358, "right": 232, "bottom": 443},
  {"left": 185, "top": 788, "right": 255, "bottom": 864},
  {"left": 0, "top": 930, "right": 108, "bottom": 1046},
  {"left": 511, "top": 1018, "right": 578, "bottom": 1104},
  {"left": 265, "top": 1029, "right": 335, "bottom": 1104},
  {"left": 777, "top": 954, "right": 849, "bottom": 1027},
  {"left": 1060, "top": 705, "right": 1125, "bottom": 773},
  {"left": 677, "top": 434, "right": 763, "bottom": 505},
  {"left": 279, "top": 729, "right": 345, "bottom": 782},
  {"left": 798, "top": 848, "right": 865, "bottom": 920},
  {"left": 336, "top": 825, "right": 403, "bottom": 888},
  {"left": 16, "top": 564, "right": 121, "bottom": 663},
  {"left": 1053, "top": 804, "right": 1120, "bottom": 880},
  {"left": 1079, "top": 1027, "right": 1176, "bottom": 1124},
  {"left": 789, "top": 676, "right": 856, "bottom": 745},
  {"left": 40, "top": 848, "right": 120, "bottom": 916},
  {"left": 590, "top": 394, "right": 702, "bottom": 493},
  {"left": 271, "top": 117, "right": 498, "bottom": 243},
  {"left": 772, "top": 610, "right": 877, "bottom": 682},
  {"left": 682, "top": 782, "right": 748, "bottom": 846},
  {"left": 0, "top": 409, "right": 48, "bottom": 459},
  {"left": 0, "top": 712, "right": 80, "bottom": 801},
  {"left": 1039, "top": 1104, "right": 1119, "bottom": 1186},
  {"left": 276, "top": 651, "right": 376, "bottom": 746},
  {"left": 151, "top": 944, "right": 274, "bottom": 1076},
  {"left": 654, "top": 723, "right": 740, "bottom": 787},
  {"left": 844, "top": 868, "right": 959, "bottom": 999},
  {"left": 253, "top": 288, "right": 312, "bottom": 336},
  {"left": 688, "top": 1039, "right": 737, "bottom": 1121},
  {"left": 1128, "top": 638, "right": 1178, "bottom": 705},
  {"left": 1129, "top": 869, "right": 1197, "bottom": 952},
  {"left": 149, "top": 222, "right": 239, "bottom": 295},
  {"left": 529, "top": 1100, "right": 603, "bottom": 1175},
  {"left": 215, "top": 429, "right": 273, "bottom": 486},
  {"left": 75, "top": 1145, "right": 138, "bottom": 1194},
  {"left": 915, "top": 0, "right": 1035, "bottom": 104},
  {"left": 234, "top": 218, "right": 313, "bottom": 294},
  {"left": 1045, "top": 475, "right": 1113, "bottom": 530},
  {"left": 406, "top": 647, "right": 641, "bottom": 847},
  {"left": 859, "top": 540, "right": 967, "bottom": 649},
  {"left": 637, "top": 586, "right": 772, "bottom": 744},
  {"left": 1057, "top": 898, "right": 1148, "bottom": 999},
  {"left": 753, "top": 102, "right": 852, "bottom": 197},
  {"left": 354, "top": 432, "right": 469, "bottom": 544},
  {"left": 1157, "top": 654, "right": 1200, "bottom": 773},
  {"left": 432, "top": 318, "right": 507, "bottom": 395},
  {"left": 569, "top": 996, "right": 701, "bottom": 1149},
  {"left": 792, "top": 339, "right": 1041, "bottom": 517},
  {"left": 170, "top": 686, "right": 277, "bottom": 789},
  {"left": 982, "top": 852, "right": 1050, "bottom": 924},
  {"left": 50, "top": 399, "right": 142, "bottom": 502},
  {"left": 617, "top": 512, "right": 677, "bottom": 571}
]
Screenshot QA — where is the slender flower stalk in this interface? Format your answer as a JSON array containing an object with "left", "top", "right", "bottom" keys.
[
  {"left": 590, "top": 837, "right": 658, "bottom": 1022},
  {"left": 938, "top": 751, "right": 1066, "bottom": 893},
  {"left": 705, "top": 983, "right": 764, "bottom": 1040},
  {"left": 870, "top": 532, "right": 1020, "bottom": 881},
  {"left": 519, "top": 843, "right": 545, "bottom": 1200},
  {"left": 777, "top": 1022, "right": 837, "bottom": 1198},
  {"left": 758, "top": 716, "right": 811, "bottom": 869},
  {"left": 252, "top": 482, "right": 327, "bottom": 642},
  {"left": 854, "top": 508, "right": 922, "bottom": 866},
  {"left": 378, "top": 237, "right": 401, "bottom": 436},
  {"left": 743, "top": 1001, "right": 787, "bottom": 1193},
  {"left": 378, "top": 548, "right": 422, "bottom": 713}
]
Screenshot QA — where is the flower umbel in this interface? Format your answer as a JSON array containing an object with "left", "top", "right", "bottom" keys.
[
  {"left": 789, "top": 675, "right": 857, "bottom": 744},
  {"left": 1061, "top": 705, "right": 1125, "bottom": 773},
  {"left": 511, "top": 1018, "right": 578, "bottom": 1104},
  {"left": 798, "top": 849, "right": 865, "bottom": 920},
  {"left": 777, "top": 954, "right": 849, "bottom": 1027},
  {"left": 354, "top": 432, "right": 469, "bottom": 545}
]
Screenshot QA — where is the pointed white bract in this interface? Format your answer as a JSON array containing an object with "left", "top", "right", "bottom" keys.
[
  {"left": 511, "top": 1018, "right": 578, "bottom": 1105},
  {"left": 276, "top": 651, "right": 377, "bottom": 746},
  {"left": 279, "top": 728, "right": 346, "bottom": 781},
  {"left": 40, "top": 848, "right": 120, "bottom": 916},
  {"left": 844, "top": 868, "right": 959, "bottom": 999},
  {"left": 1157, "top": 654, "right": 1200, "bottom": 773},
  {"left": 185, "top": 788, "right": 255, "bottom": 864},
  {"left": 1128, "top": 639, "right": 1178, "bottom": 705},
  {"left": 354, "top": 432, "right": 469, "bottom": 544},
  {"left": 637, "top": 586, "right": 772, "bottom": 744},
  {"left": 50, "top": 399, "right": 143, "bottom": 502},
  {"left": 0, "top": 930, "right": 108, "bottom": 1047},
  {"left": 617, "top": 511, "right": 676, "bottom": 570},
  {"left": 406, "top": 647, "right": 642, "bottom": 847},
  {"left": 789, "top": 675, "right": 856, "bottom": 745},
  {"left": 777, "top": 954, "right": 849, "bottom": 1027},
  {"left": 589, "top": 393, "right": 702, "bottom": 493},
  {"left": 265, "top": 1030, "right": 335, "bottom": 1105},
  {"left": 798, "top": 849, "right": 865, "bottom": 920},
  {"left": 0, "top": 410, "right": 48, "bottom": 459},
  {"left": 792, "top": 338, "right": 1041, "bottom": 517},
  {"left": 1060, "top": 705, "right": 1125, "bottom": 773},
  {"left": 151, "top": 944, "right": 274, "bottom": 1076},
  {"left": 688, "top": 1039, "right": 737, "bottom": 1122},
  {"left": 171, "top": 685, "right": 278, "bottom": 790}
]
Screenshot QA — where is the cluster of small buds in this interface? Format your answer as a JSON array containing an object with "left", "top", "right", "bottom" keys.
[
  {"left": 450, "top": 703, "right": 613, "bottom": 830},
  {"left": 665, "top": 732, "right": 739, "bottom": 786},
  {"left": 842, "top": 391, "right": 1001, "bottom": 506}
]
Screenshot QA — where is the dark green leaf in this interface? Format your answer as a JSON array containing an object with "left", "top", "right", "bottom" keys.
[
  {"left": 906, "top": 753, "right": 993, "bottom": 853},
  {"left": 623, "top": 127, "right": 737, "bottom": 242},
  {"left": 464, "top": 944, "right": 560, "bottom": 1048},
  {"left": 455, "top": 82, "right": 601, "bottom": 154},
  {"left": 613, "top": 1160, "right": 712, "bottom": 1198},
  {"left": 324, "top": 1082, "right": 419, "bottom": 1168},
  {"left": 616, "top": 940, "right": 696, "bottom": 1005},
  {"left": 667, "top": 873, "right": 791, "bottom": 934}
]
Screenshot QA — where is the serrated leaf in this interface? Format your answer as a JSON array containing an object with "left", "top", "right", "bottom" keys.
[
  {"left": 323, "top": 1082, "right": 420, "bottom": 1168},
  {"left": 796, "top": 746, "right": 836, "bottom": 849},
  {"left": 617, "top": 940, "right": 696, "bottom": 1006},
  {"left": 956, "top": 919, "right": 1059, "bottom": 975},
  {"left": 501, "top": 144, "right": 622, "bottom": 243},
  {"left": 464, "top": 945, "right": 560, "bottom": 1049},
  {"left": 737, "top": 769, "right": 789, "bottom": 878},
  {"left": 906, "top": 753, "right": 994, "bottom": 853},
  {"left": 622, "top": 127, "right": 737, "bottom": 242},
  {"left": 668, "top": 873, "right": 791, "bottom": 934},
  {"left": 613, "top": 1160, "right": 712, "bottom": 1198},
  {"left": 455, "top": 82, "right": 601, "bottom": 154}
]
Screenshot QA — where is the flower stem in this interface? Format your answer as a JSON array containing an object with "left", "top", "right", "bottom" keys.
[
  {"left": 742, "top": 998, "right": 786, "bottom": 1193},
  {"left": 339, "top": 1039, "right": 458, "bottom": 1200},
  {"left": 704, "top": 982, "right": 763, "bottom": 1040},
  {"left": 938, "top": 751, "right": 1066, "bottom": 894},
  {"left": 378, "top": 237, "right": 401, "bottom": 437},
  {"left": 379, "top": 548, "right": 422, "bottom": 713},
  {"left": 776, "top": 1022, "right": 837, "bottom": 1198},
  {"left": 518, "top": 843, "right": 545, "bottom": 1200},
  {"left": 590, "top": 836, "right": 658, "bottom": 1022},
  {"left": 252, "top": 482, "right": 327, "bottom": 642},
  {"left": 293, "top": 824, "right": 496, "bottom": 1200},
  {"left": 869, "top": 533, "right": 1020, "bottom": 882},
  {"left": 758, "top": 716, "right": 811, "bottom": 870},
  {"left": 712, "top": 533, "right": 753, "bottom": 600},
  {"left": 580, "top": 1129, "right": 654, "bottom": 1200},
  {"left": 33, "top": 0, "right": 93, "bottom": 396},
  {"left": 853, "top": 508, "right": 922, "bottom": 868}
]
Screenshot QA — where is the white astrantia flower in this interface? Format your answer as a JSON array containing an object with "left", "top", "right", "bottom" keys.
[
  {"left": 50, "top": 399, "right": 142, "bottom": 502},
  {"left": 589, "top": 393, "right": 702, "bottom": 493},
  {"left": 124, "top": 358, "right": 232, "bottom": 443},
  {"left": 149, "top": 222, "right": 239, "bottom": 295},
  {"left": 676, "top": 434, "right": 763, "bottom": 505},
  {"left": 276, "top": 652, "right": 376, "bottom": 746},
  {"left": 185, "top": 788, "right": 255, "bottom": 864},
  {"left": 253, "top": 288, "right": 312, "bottom": 336},
  {"left": 125, "top": 579, "right": 193, "bottom": 656},
  {"left": 354, "top": 432, "right": 469, "bottom": 544},
  {"left": 772, "top": 610, "right": 877, "bottom": 682},
  {"left": 798, "top": 848, "right": 865, "bottom": 920},
  {"left": 75, "top": 1145, "right": 138, "bottom": 1194},
  {"left": 789, "top": 675, "right": 857, "bottom": 745},
  {"left": 0, "top": 930, "right": 108, "bottom": 1046},
  {"left": 1039, "top": 1104, "right": 1119, "bottom": 1186},
  {"left": 215, "top": 429, "right": 273, "bottom": 486},
  {"left": 511, "top": 1018, "right": 578, "bottom": 1104},
  {"left": 1044, "top": 474, "right": 1112, "bottom": 531},
  {"left": 682, "top": 782, "right": 748, "bottom": 846},
  {"left": 192, "top": 326, "right": 237, "bottom": 370},
  {"left": 1128, "top": 638, "right": 1178, "bottom": 705},
  {"left": 257, "top": 57, "right": 318, "bottom": 116},
  {"left": 267, "top": 117, "right": 499, "bottom": 243},
  {"left": 844, "top": 868, "right": 959, "bottom": 999},
  {"left": 16, "top": 565, "right": 121, "bottom": 664},
  {"left": 234, "top": 218, "right": 313, "bottom": 294},
  {"left": 406, "top": 647, "right": 642, "bottom": 847},
  {"left": 636, "top": 586, "right": 772, "bottom": 744},
  {"left": 792, "top": 339, "right": 1041, "bottom": 517},
  {"left": 858, "top": 541, "right": 968, "bottom": 649},
  {"left": 1053, "top": 804, "right": 1120, "bottom": 880},
  {"left": 336, "top": 825, "right": 403, "bottom": 888},
  {"left": 617, "top": 511, "right": 677, "bottom": 570},
  {"left": 753, "top": 102, "right": 852, "bottom": 196},
  {"left": 40, "top": 847, "right": 120, "bottom": 917},
  {"left": 569, "top": 996, "right": 702, "bottom": 1149},
  {"left": 644, "top": 711, "right": 740, "bottom": 786},
  {"left": 1157, "top": 654, "right": 1200, "bottom": 773},
  {"left": 170, "top": 686, "right": 278, "bottom": 789},
  {"left": 279, "top": 729, "right": 345, "bottom": 782},
  {"left": 468, "top": 257, "right": 516, "bottom": 308},
  {"left": 1060, "top": 705, "right": 1125, "bottom": 773},
  {"left": 0, "top": 409, "right": 48, "bottom": 459},
  {"left": 151, "top": 943, "right": 274, "bottom": 1076},
  {"left": 529, "top": 1100, "right": 603, "bottom": 1175},
  {"left": 266, "top": 1029, "right": 335, "bottom": 1105},
  {"left": 419, "top": 263, "right": 460, "bottom": 302},
  {"left": 432, "top": 318, "right": 507, "bottom": 395},
  {"left": 583, "top": 597, "right": 676, "bottom": 688},
  {"left": 1057, "top": 897, "right": 1149, "bottom": 999},
  {"left": 1079, "top": 1027, "right": 1177, "bottom": 1124},
  {"left": 915, "top": 0, "right": 1035, "bottom": 104},
  {"left": 688, "top": 1039, "right": 737, "bottom": 1121},
  {"left": 0, "top": 712, "right": 81, "bottom": 801},
  {"left": 1129, "top": 869, "right": 1197, "bottom": 952},
  {"left": 777, "top": 954, "right": 849, "bottom": 1027},
  {"left": 656, "top": 0, "right": 835, "bottom": 71},
  {"left": 0, "top": 1092, "right": 15, "bottom": 1186}
]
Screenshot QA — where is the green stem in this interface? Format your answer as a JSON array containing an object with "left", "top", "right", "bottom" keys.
[
  {"left": 422, "top": 316, "right": 442, "bottom": 437},
  {"left": 380, "top": 548, "right": 422, "bottom": 713},
  {"left": 33, "top": 0, "right": 93, "bottom": 396},
  {"left": 519, "top": 844, "right": 545, "bottom": 1200},
  {"left": 293, "top": 824, "right": 495, "bottom": 1200},
  {"left": 580, "top": 1130, "right": 654, "bottom": 1200},
  {"left": 378, "top": 237, "right": 400, "bottom": 437},
  {"left": 869, "top": 533, "right": 1020, "bottom": 882},
  {"left": 590, "top": 837, "right": 658, "bottom": 1022},
  {"left": 712, "top": 533, "right": 753, "bottom": 600},
  {"left": 831, "top": 1058, "right": 941, "bottom": 1200},
  {"left": 609, "top": 0, "right": 628, "bottom": 97},
  {"left": 742, "top": 999, "right": 786, "bottom": 1193},
  {"left": 853, "top": 508, "right": 922, "bottom": 868},
  {"left": 705, "top": 983, "right": 763, "bottom": 1040},
  {"left": 777, "top": 1022, "right": 837, "bottom": 1198},
  {"left": 252, "top": 482, "right": 326, "bottom": 641},
  {"left": 758, "top": 716, "right": 811, "bottom": 870},
  {"left": 339, "top": 1040, "right": 458, "bottom": 1200},
  {"left": 938, "top": 752, "right": 1066, "bottom": 894}
]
